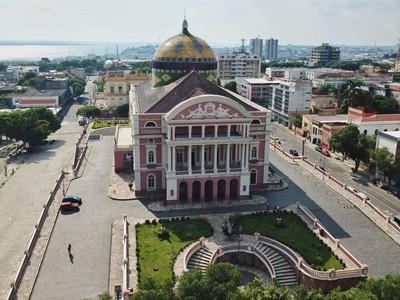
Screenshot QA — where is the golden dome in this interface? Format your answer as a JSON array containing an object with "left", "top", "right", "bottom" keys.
[{"left": 153, "top": 20, "right": 216, "bottom": 62}]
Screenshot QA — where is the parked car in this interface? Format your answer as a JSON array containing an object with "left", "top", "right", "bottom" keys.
[
  {"left": 62, "top": 195, "right": 82, "bottom": 205},
  {"left": 289, "top": 149, "right": 299, "bottom": 156},
  {"left": 315, "top": 146, "right": 322, "bottom": 152},
  {"left": 322, "top": 149, "right": 331, "bottom": 157},
  {"left": 394, "top": 214, "right": 400, "bottom": 226},
  {"left": 60, "top": 202, "right": 79, "bottom": 211}
]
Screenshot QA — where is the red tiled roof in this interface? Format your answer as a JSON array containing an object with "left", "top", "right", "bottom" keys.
[
  {"left": 361, "top": 114, "right": 400, "bottom": 122},
  {"left": 19, "top": 99, "right": 57, "bottom": 104},
  {"left": 316, "top": 72, "right": 356, "bottom": 79}
]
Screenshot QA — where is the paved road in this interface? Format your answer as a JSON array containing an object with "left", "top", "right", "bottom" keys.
[
  {"left": 0, "top": 134, "right": 78, "bottom": 298},
  {"left": 273, "top": 123, "right": 400, "bottom": 217},
  {"left": 31, "top": 137, "right": 155, "bottom": 300},
  {"left": 267, "top": 149, "right": 400, "bottom": 277}
]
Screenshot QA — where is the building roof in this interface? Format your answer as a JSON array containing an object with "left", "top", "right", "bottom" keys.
[
  {"left": 153, "top": 19, "right": 216, "bottom": 62},
  {"left": 135, "top": 71, "right": 259, "bottom": 114},
  {"left": 378, "top": 131, "right": 400, "bottom": 140},
  {"left": 242, "top": 78, "right": 270, "bottom": 84},
  {"left": 303, "top": 114, "right": 348, "bottom": 123},
  {"left": 360, "top": 114, "right": 400, "bottom": 123},
  {"left": 316, "top": 72, "right": 356, "bottom": 79},
  {"left": 12, "top": 88, "right": 67, "bottom": 98}
]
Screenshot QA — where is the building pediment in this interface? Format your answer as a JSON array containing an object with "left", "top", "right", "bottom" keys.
[{"left": 165, "top": 95, "right": 251, "bottom": 122}]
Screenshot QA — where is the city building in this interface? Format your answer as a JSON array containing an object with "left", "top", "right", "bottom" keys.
[
  {"left": 395, "top": 47, "right": 400, "bottom": 71},
  {"left": 376, "top": 131, "right": 400, "bottom": 161},
  {"left": 236, "top": 78, "right": 270, "bottom": 106},
  {"left": 348, "top": 107, "right": 400, "bottom": 135},
  {"left": 266, "top": 80, "right": 312, "bottom": 127},
  {"left": 264, "top": 38, "right": 278, "bottom": 60},
  {"left": 301, "top": 114, "right": 348, "bottom": 146},
  {"left": 4, "top": 66, "right": 39, "bottom": 82},
  {"left": 101, "top": 73, "right": 151, "bottom": 110},
  {"left": 310, "top": 90, "right": 338, "bottom": 115},
  {"left": 10, "top": 88, "right": 69, "bottom": 108},
  {"left": 309, "top": 43, "right": 340, "bottom": 66},
  {"left": 313, "top": 72, "right": 356, "bottom": 89},
  {"left": 114, "top": 19, "right": 272, "bottom": 204},
  {"left": 249, "top": 37, "right": 263, "bottom": 58},
  {"left": 218, "top": 50, "right": 261, "bottom": 80}
]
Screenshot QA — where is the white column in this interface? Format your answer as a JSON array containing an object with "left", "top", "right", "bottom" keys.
[
  {"left": 227, "top": 124, "right": 231, "bottom": 137},
  {"left": 214, "top": 144, "right": 218, "bottom": 173},
  {"left": 172, "top": 126, "right": 175, "bottom": 139},
  {"left": 226, "top": 144, "right": 230, "bottom": 172},
  {"left": 201, "top": 145, "right": 205, "bottom": 174},
  {"left": 240, "top": 143, "right": 245, "bottom": 170},
  {"left": 202, "top": 125, "right": 205, "bottom": 138},
  {"left": 214, "top": 125, "right": 218, "bottom": 138},
  {"left": 245, "top": 144, "right": 249, "bottom": 169},
  {"left": 167, "top": 146, "right": 172, "bottom": 172},
  {"left": 189, "top": 126, "right": 192, "bottom": 139},
  {"left": 167, "top": 126, "right": 171, "bottom": 140},
  {"left": 172, "top": 146, "right": 176, "bottom": 172},
  {"left": 247, "top": 124, "right": 250, "bottom": 137},
  {"left": 188, "top": 145, "right": 192, "bottom": 174}
]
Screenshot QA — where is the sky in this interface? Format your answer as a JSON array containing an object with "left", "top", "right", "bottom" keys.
[{"left": 1, "top": 0, "right": 400, "bottom": 46}]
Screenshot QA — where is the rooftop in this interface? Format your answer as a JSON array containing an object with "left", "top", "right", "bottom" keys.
[{"left": 12, "top": 88, "right": 67, "bottom": 97}]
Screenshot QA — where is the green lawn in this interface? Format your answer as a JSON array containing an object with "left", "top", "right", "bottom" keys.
[
  {"left": 136, "top": 218, "right": 213, "bottom": 287},
  {"left": 229, "top": 212, "right": 344, "bottom": 270},
  {"left": 92, "top": 120, "right": 129, "bottom": 129}
]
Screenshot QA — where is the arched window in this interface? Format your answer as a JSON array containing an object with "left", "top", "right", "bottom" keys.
[
  {"left": 148, "top": 138, "right": 154, "bottom": 143},
  {"left": 252, "top": 135, "right": 258, "bottom": 139},
  {"left": 148, "top": 151, "right": 154, "bottom": 163},
  {"left": 384, "top": 129, "right": 387, "bottom": 132},
  {"left": 251, "top": 147, "right": 258, "bottom": 159},
  {"left": 147, "top": 174, "right": 156, "bottom": 190},
  {"left": 374, "top": 129, "right": 378, "bottom": 135},
  {"left": 145, "top": 121, "right": 157, "bottom": 127},
  {"left": 250, "top": 170, "right": 257, "bottom": 184},
  {"left": 363, "top": 129, "right": 367, "bottom": 135},
  {"left": 251, "top": 119, "right": 261, "bottom": 125}
]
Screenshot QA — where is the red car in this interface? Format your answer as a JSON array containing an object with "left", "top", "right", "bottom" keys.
[
  {"left": 60, "top": 202, "right": 79, "bottom": 211},
  {"left": 322, "top": 149, "right": 331, "bottom": 157}
]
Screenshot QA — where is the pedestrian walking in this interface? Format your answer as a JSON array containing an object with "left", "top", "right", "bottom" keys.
[{"left": 68, "top": 244, "right": 71, "bottom": 253}]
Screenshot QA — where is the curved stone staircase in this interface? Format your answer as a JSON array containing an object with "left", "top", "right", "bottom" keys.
[
  {"left": 187, "top": 246, "right": 213, "bottom": 271},
  {"left": 186, "top": 241, "right": 298, "bottom": 287},
  {"left": 255, "top": 242, "right": 298, "bottom": 286}
]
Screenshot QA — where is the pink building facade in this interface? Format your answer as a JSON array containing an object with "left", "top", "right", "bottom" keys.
[{"left": 128, "top": 72, "right": 271, "bottom": 204}]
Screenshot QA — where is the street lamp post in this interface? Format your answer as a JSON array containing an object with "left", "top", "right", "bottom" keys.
[
  {"left": 237, "top": 225, "right": 242, "bottom": 254},
  {"left": 302, "top": 138, "right": 306, "bottom": 156}
]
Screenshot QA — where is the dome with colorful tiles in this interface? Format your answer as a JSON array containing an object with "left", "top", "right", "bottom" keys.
[{"left": 152, "top": 19, "right": 218, "bottom": 88}]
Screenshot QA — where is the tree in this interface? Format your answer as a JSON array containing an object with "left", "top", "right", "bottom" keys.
[
  {"left": 131, "top": 278, "right": 175, "bottom": 300},
  {"left": 330, "top": 125, "right": 374, "bottom": 172},
  {"left": 40, "top": 57, "right": 50, "bottom": 63},
  {"left": 0, "top": 63, "right": 8, "bottom": 71},
  {"left": 340, "top": 79, "right": 371, "bottom": 113},
  {"left": 230, "top": 278, "right": 291, "bottom": 300},
  {"left": 117, "top": 103, "right": 129, "bottom": 117},
  {"left": 76, "top": 105, "right": 101, "bottom": 118},
  {"left": 224, "top": 81, "right": 238, "bottom": 93},
  {"left": 369, "top": 147, "right": 400, "bottom": 188},
  {"left": 292, "top": 113, "right": 302, "bottom": 133},
  {"left": 293, "top": 285, "right": 324, "bottom": 300},
  {"left": 372, "top": 95, "right": 399, "bottom": 114},
  {"left": 0, "top": 108, "right": 61, "bottom": 146},
  {"left": 319, "top": 84, "right": 337, "bottom": 95},
  {"left": 71, "top": 76, "right": 86, "bottom": 98},
  {"left": 177, "top": 263, "right": 242, "bottom": 300}
]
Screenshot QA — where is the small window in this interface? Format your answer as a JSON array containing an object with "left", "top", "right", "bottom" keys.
[
  {"left": 147, "top": 174, "right": 156, "bottom": 191},
  {"left": 118, "top": 86, "right": 123, "bottom": 93},
  {"left": 374, "top": 129, "right": 378, "bottom": 135},
  {"left": 148, "top": 151, "right": 154, "bottom": 163},
  {"left": 251, "top": 147, "right": 257, "bottom": 159},
  {"left": 110, "top": 86, "right": 115, "bottom": 94},
  {"left": 176, "top": 151, "right": 183, "bottom": 163},
  {"left": 251, "top": 119, "right": 261, "bottom": 125},
  {"left": 250, "top": 170, "right": 257, "bottom": 184},
  {"left": 145, "top": 121, "right": 157, "bottom": 127},
  {"left": 148, "top": 138, "right": 154, "bottom": 143},
  {"left": 363, "top": 130, "right": 367, "bottom": 135},
  {"left": 253, "top": 135, "right": 257, "bottom": 139}
]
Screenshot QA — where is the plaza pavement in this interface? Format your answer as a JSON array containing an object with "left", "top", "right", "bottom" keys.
[{"left": 5, "top": 132, "right": 400, "bottom": 299}]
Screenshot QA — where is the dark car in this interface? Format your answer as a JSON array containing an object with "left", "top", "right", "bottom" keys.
[
  {"left": 63, "top": 195, "right": 82, "bottom": 206},
  {"left": 60, "top": 202, "right": 79, "bottom": 211},
  {"left": 315, "top": 146, "right": 322, "bottom": 152},
  {"left": 289, "top": 149, "right": 299, "bottom": 156}
]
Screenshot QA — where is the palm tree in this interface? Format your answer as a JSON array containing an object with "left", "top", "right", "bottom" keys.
[{"left": 342, "top": 78, "right": 364, "bottom": 106}]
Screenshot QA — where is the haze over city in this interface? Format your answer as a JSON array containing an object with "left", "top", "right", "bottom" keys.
[{"left": 1, "top": 0, "right": 400, "bottom": 46}]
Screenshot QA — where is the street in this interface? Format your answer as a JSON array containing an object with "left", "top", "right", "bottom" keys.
[{"left": 272, "top": 123, "right": 400, "bottom": 217}]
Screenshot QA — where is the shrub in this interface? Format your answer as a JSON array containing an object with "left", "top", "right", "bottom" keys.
[
  {"left": 145, "top": 220, "right": 150, "bottom": 224},
  {"left": 152, "top": 219, "right": 157, "bottom": 224}
]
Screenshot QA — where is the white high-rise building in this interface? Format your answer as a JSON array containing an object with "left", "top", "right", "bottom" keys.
[
  {"left": 217, "top": 51, "right": 261, "bottom": 80},
  {"left": 249, "top": 37, "right": 263, "bottom": 58}
]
